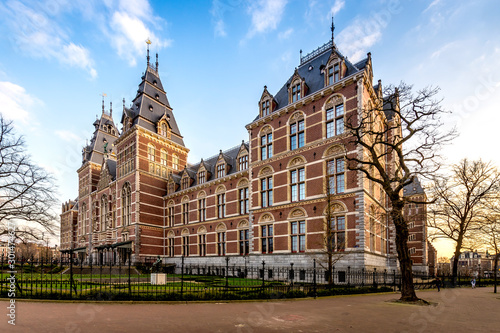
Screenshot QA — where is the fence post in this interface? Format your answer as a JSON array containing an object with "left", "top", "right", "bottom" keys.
[
  {"left": 180, "top": 256, "right": 185, "bottom": 300},
  {"left": 261, "top": 261, "right": 265, "bottom": 289},
  {"left": 313, "top": 259, "right": 317, "bottom": 299},
  {"left": 384, "top": 269, "right": 387, "bottom": 287},
  {"left": 347, "top": 266, "right": 351, "bottom": 287},
  {"left": 225, "top": 257, "right": 229, "bottom": 289},
  {"left": 361, "top": 268, "right": 365, "bottom": 287},
  {"left": 290, "top": 263, "right": 294, "bottom": 287},
  {"left": 393, "top": 270, "right": 396, "bottom": 292},
  {"left": 373, "top": 268, "right": 377, "bottom": 289},
  {"left": 332, "top": 265, "right": 335, "bottom": 287},
  {"left": 128, "top": 253, "right": 131, "bottom": 298}
]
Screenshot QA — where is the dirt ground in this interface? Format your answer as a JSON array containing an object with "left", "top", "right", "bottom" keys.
[{"left": 1, "top": 286, "right": 499, "bottom": 332}]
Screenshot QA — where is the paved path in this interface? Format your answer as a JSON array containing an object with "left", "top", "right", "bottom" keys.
[{"left": 1, "top": 287, "right": 499, "bottom": 332}]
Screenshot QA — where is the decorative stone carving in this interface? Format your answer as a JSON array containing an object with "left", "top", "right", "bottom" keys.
[
  {"left": 259, "top": 213, "right": 274, "bottom": 223},
  {"left": 288, "top": 156, "right": 306, "bottom": 168},
  {"left": 181, "top": 228, "right": 189, "bottom": 236},
  {"left": 216, "top": 223, "right": 227, "bottom": 232},
  {"left": 324, "top": 144, "right": 346, "bottom": 158},
  {"left": 237, "top": 220, "right": 249, "bottom": 229},
  {"left": 290, "top": 208, "right": 306, "bottom": 218},
  {"left": 197, "top": 226, "right": 207, "bottom": 234}
]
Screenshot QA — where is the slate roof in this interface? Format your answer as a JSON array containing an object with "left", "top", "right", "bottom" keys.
[
  {"left": 271, "top": 45, "right": 367, "bottom": 114},
  {"left": 403, "top": 177, "right": 425, "bottom": 197},
  {"left": 171, "top": 142, "right": 249, "bottom": 188},
  {"left": 82, "top": 112, "right": 120, "bottom": 166},
  {"left": 121, "top": 63, "right": 185, "bottom": 147}
]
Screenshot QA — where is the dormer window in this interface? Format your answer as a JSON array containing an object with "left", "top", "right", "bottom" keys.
[
  {"left": 198, "top": 171, "right": 206, "bottom": 184},
  {"left": 328, "top": 63, "right": 340, "bottom": 85},
  {"left": 238, "top": 154, "right": 248, "bottom": 171},
  {"left": 153, "top": 80, "right": 157, "bottom": 86},
  {"left": 217, "top": 163, "right": 226, "bottom": 178},
  {"left": 160, "top": 122, "right": 168, "bottom": 136},
  {"left": 168, "top": 181, "right": 175, "bottom": 194},
  {"left": 149, "top": 105, "right": 153, "bottom": 111},
  {"left": 262, "top": 100, "right": 270, "bottom": 116},
  {"left": 291, "top": 83, "right": 301, "bottom": 102},
  {"left": 182, "top": 176, "right": 190, "bottom": 190},
  {"left": 155, "top": 94, "right": 160, "bottom": 100}
]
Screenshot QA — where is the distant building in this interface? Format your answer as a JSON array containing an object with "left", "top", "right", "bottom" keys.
[
  {"left": 451, "top": 250, "right": 493, "bottom": 277},
  {"left": 61, "top": 29, "right": 433, "bottom": 272}
]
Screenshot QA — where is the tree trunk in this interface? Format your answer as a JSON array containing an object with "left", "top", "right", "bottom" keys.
[
  {"left": 495, "top": 255, "right": 498, "bottom": 294},
  {"left": 451, "top": 233, "right": 464, "bottom": 287},
  {"left": 391, "top": 205, "right": 418, "bottom": 301}
]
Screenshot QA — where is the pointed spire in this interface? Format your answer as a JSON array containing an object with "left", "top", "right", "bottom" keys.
[
  {"left": 155, "top": 53, "right": 159, "bottom": 72},
  {"left": 122, "top": 98, "right": 125, "bottom": 109},
  {"left": 146, "top": 38, "right": 152, "bottom": 66},
  {"left": 110, "top": 101, "right": 113, "bottom": 117},
  {"left": 331, "top": 16, "right": 336, "bottom": 49}
]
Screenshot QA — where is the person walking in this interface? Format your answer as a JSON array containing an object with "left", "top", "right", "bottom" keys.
[
  {"left": 434, "top": 277, "right": 441, "bottom": 292},
  {"left": 471, "top": 278, "right": 476, "bottom": 289}
]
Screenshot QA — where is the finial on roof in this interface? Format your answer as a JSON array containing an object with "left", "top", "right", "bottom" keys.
[
  {"left": 146, "top": 38, "right": 151, "bottom": 66},
  {"left": 155, "top": 53, "right": 159, "bottom": 72},
  {"left": 331, "top": 16, "right": 335, "bottom": 42},
  {"left": 300, "top": 49, "right": 302, "bottom": 62},
  {"left": 110, "top": 101, "right": 113, "bottom": 117},
  {"left": 122, "top": 98, "right": 125, "bottom": 109},
  {"left": 101, "top": 93, "right": 107, "bottom": 114}
]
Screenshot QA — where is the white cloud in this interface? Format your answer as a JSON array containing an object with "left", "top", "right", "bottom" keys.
[
  {"left": 1, "top": 0, "right": 97, "bottom": 78},
  {"left": 337, "top": 18, "right": 383, "bottom": 62},
  {"left": 430, "top": 41, "right": 458, "bottom": 59},
  {"left": 214, "top": 19, "right": 227, "bottom": 37},
  {"left": 330, "top": 0, "right": 345, "bottom": 17},
  {"left": 107, "top": 0, "right": 171, "bottom": 66},
  {"left": 55, "top": 129, "right": 85, "bottom": 143},
  {"left": 246, "top": 0, "right": 288, "bottom": 38},
  {"left": 278, "top": 28, "right": 293, "bottom": 40},
  {"left": 0, "top": 81, "right": 41, "bottom": 124}
]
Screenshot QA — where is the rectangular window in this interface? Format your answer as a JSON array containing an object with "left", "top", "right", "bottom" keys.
[
  {"left": 198, "top": 171, "right": 205, "bottom": 184},
  {"left": 217, "top": 164, "right": 225, "bottom": 178},
  {"left": 239, "top": 229, "right": 249, "bottom": 255},
  {"left": 182, "top": 177, "right": 189, "bottom": 190},
  {"left": 148, "top": 145, "right": 155, "bottom": 162},
  {"left": 217, "top": 193, "right": 226, "bottom": 218},
  {"left": 182, "top": 202, "right": 189, "bottom": 224},
  {"left": 217, "top": 232, "right": 226, "bottom": 256},
  {"left": 292, "top": 84, "right": 301, "bottom": 102},
  {"left": 326, "top": 104, "right": 344, "bottom": 138},
  {"left": 161, "top": 150, "right": 167, "bottom": 166},
  {"left": 291, "top": 221, "right": 306, "bottom": 252},
  {"left": 182, "top": 235, "right": 189, "bottom": 256},
  {"left": 290, "top": 120, "right": 304, "bottom": 150},
  {"left": 260, "top": 133, "right": 272, "bottom": 160},
  {"left": 198, "top": 198, "right": 206, "bottom": 222},
  {"left": 328, "top": 66, "right": 334, "bottom": 85},
  {"left": 328, "top": 158, "right": 345, "bottom": 194},
  {"left": 330, "top": 216, "right": 346, "bottom": 251},
  {"left": 238, "top": 155, "right": 248, "bottom": 171},
  {"left": 168, "top": 206, "right": 175, "bottom": 227},
  {"left": 167, "top": 238, "right": 174, "bottom": 257},
  {"left": 291, "top": 168, "right": 305, "bottom": 201},
  {"left": 261, "top": 177, "right": 273, "bottom": 207},
  {"left": 334, "top": 63, "right": 340, "bottom": 82},
  {"left": 261, "top": 225, "right": 273, "bottom": 254},
  {"left": 262, "top": 100, "right": 270, "bottom": 116},
  {"left": 198, "top": 234, "right": 206, "bottom": 256},
  {"left": 239, "top": 188, "right": 249, "bottom": 214}
]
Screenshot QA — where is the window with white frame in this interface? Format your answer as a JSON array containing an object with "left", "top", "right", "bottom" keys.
[
  {"left": 290, "top": 220, "right": 306, "bottom": 252},
  {"left": 326, "top": 104, "right": 344, "bottom": 137},
  {"left": 261, "top": 177, "right": 273, "bottom": 207},
  {"left": 260, "top": 132, "right": 272, "bottom": 160},
  {"left": 290, "top": 168, "right": 305, "bottom": 201},
  {"left": 327, "top": 158, "right": 345, "bottom": 194},
  {"left": 290, "top": 119, "right": 305, "bottom": 150},
  {"left": 261, "top": 225, "right": 273, "bottom": 254}
]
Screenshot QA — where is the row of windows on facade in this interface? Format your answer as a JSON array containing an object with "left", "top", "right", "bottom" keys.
[
  {"left": 260, "top": 63, "right": 341, "bottom": 117},
  {"left": 260, "top": 104, "right": 344, "bottom": 161},
  {"left": 170, "top": 154, "right": 249, "bottom": 194},
  {"left": 77, "top": 183, "right": 132, "bottom": 235},
  {"left": 166, "top": 219, "right": 345, "bottom": 257},
  {"left": 167, "top": 157, "right": 345, "bottom": 227}
]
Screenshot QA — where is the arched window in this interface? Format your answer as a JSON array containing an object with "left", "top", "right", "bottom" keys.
[
  {"left": 289, "top": 113, "right": 305, "bottom": 150},
  {"left": 80, "top": 202, "right": 87, "bottom": 235},
  {"left": 101, "top": 195, "right": 108, "bottom": 231},
  {"left": 122, "top": 183, "right": 131, "bottom": 226},
  {"left": 161, "top": 122, "right": 168, "bottom": 136},
  {"left": 160, "top": 149, "right": 168, "bottom": 166},
  {"left": 172, "top": 154, "right": 179, "bottom": 170},
  {"left": 147, "top": 143, "right": 155, "bottom": 162},
  {"left": 260, "top": 126, "right": 273, "bottom": 160}
]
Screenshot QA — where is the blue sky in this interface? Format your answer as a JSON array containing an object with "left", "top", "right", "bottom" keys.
[{"left": 0, "top": 0, "right": 499, "bottom": 255}]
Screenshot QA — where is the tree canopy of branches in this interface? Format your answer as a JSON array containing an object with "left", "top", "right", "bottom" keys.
[
  {"left": 480, "top": 208, "right": 500, "bottom": 293},
  {"left": 345, "top": 82, "right": 456, "bottom": 301},
  {"left": 0, "top": 115, "right": 58, "bottom": 241},
  {"left": 428, "top": 159, "right": 500, "bottom": 284}
]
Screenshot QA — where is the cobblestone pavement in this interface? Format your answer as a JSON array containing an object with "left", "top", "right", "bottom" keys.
[{"left": 1, "top": 287, "right": 499, "bottom": 332}]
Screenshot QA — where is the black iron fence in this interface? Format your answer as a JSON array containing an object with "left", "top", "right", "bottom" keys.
[{"left": 0, "top": 256, "right": 494, "bottom": 301}]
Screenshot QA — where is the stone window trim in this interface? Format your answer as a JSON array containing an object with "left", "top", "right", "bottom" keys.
[
  {"left": 288, "top": 112, "right": 305, "bottom": 151},
  {"left": 259, "top": 125, "right": 273, "bottom": 161},
  {"left": 322, "top": 94, "right": 346, "bottom": 139}
]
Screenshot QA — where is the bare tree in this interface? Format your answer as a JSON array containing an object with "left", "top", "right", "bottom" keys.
[
  {"left": 345, "top": 83, "right": 456, "bottom": 301},
  {"left": 315, "top": 173, "right": 346, "bottom": 285},
  {"left": 428, "top": 159, "right": 500, "bottom": 285},
  {"left": 479, "top": 202, "right": 500, "bottom": 293},
  {"left": 0, "top": 115, "right": 58, "bottom": 241}
]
